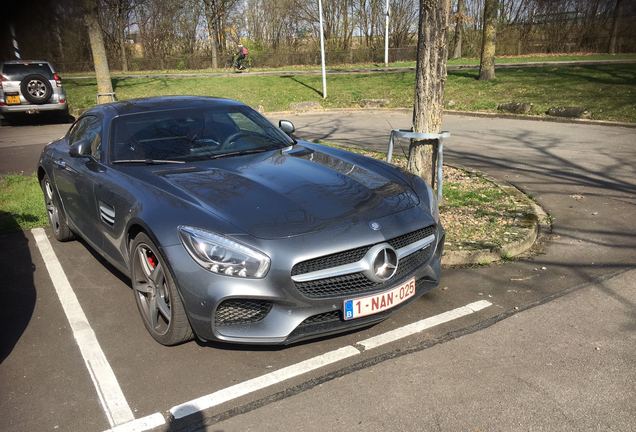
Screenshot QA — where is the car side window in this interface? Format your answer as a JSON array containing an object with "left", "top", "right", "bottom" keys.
[
  {"left": 228, "top": 112, "right": 261, "bottom": 133},
  {"left": 68, "top": 118, "right": 90, "bottom": 145},
  {"left": 69, "top": 116, "right": 103, "bottom": 160}
]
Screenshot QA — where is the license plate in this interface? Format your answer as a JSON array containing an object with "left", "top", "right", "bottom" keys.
[
  {"left": 6, "top": 95, "right": 21, "bottom": 105},
  {"left": 344, "top": 277, "right": 416, "bottom": 320}
]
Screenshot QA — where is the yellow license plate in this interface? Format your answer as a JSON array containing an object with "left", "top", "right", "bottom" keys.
[{"left": 6, "top": 95, "right": 20, "bottom": 105}]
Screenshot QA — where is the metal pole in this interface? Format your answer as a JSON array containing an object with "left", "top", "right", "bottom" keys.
[
  {"left": 318, "top": 0, "right": 327, "bottom": 99},
  {"left": 384, "top": 0, "right": 390, "bottom": 65},
  {"left": 10, "top": 24, "right": 21, "bottom": 60}
]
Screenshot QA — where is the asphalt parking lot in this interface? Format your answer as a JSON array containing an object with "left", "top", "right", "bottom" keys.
[{"left": 1, "top": 112, "right": 635, "bottom": 431}]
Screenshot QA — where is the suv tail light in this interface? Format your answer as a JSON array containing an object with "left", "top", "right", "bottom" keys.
[{"left": 53, "top": 73, "right": 62, "bottom": 87}]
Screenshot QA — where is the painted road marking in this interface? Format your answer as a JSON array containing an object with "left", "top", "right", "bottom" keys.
[
  {"left": 169, "top": 300, "right": 492, "bottom": 420},
  {"left": 357, "top": 300, "right": 492, "bottom": 350},
  {"left": 170, "top": 346, "right": 361, "bottom": 419},
  {"left": 106, "top": 413, "right": 166, "bottom": 432},
  {"left": 32, "top": 228, "right": 136, "bottom": 427}
]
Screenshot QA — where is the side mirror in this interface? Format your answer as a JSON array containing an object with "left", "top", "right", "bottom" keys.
[
  {"left": 279, "top": 120, "right": 295, "bottom": 135},
  {"left": 69, "top": 139, "right": 90, "bottom": 158}
]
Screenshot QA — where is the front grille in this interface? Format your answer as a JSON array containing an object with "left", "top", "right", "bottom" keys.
[
  {"left": 389, "top": 225, "right": 435, "bottom": 250},
  {"left": 294, "top": 246, "right": 435, "bottom": 298},
  {"left": 291, "top": 246, "right": 368, "bottom": 276},
  {"left": 287, "top": 277, "right": 437, "bottom": 343},
  {"left": 291, "top": 226, "right": 435, "bottom": 279},
  {"left": 214, "top": 299, "right": 272, "bottom": 326}
]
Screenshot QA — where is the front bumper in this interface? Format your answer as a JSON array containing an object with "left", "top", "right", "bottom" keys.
[{"left": 164, "top": 222, "right": 445, "bottom": 345}]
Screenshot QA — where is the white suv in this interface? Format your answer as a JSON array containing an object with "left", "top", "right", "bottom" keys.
[{"left": 0, "top": 60, "right": 69, "bottom": 122}]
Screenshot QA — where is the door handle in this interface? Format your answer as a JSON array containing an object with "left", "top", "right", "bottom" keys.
[{"left": 53, "top": 159, "right": 67, "bottom": 169}]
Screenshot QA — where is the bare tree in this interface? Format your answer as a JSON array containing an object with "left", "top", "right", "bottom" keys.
[
  {"left": 479, "top": 0, "right": 497, "bottom": 80},
  {"left": 84, "top": 0, "right": 113, "bottom": 103},
  {"left": 608, "top": 0, "right": 622, "bottom": 54},
  {"left": 408, "top": 0, "right": 451, "bottom": 185},
  {"left": 451, "top": 0, "right": 465, "bottom": 58}
]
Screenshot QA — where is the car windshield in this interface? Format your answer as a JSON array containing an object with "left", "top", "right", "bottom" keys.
[{"left": 110, "top": 106, "right": 294, "bottom": 163}]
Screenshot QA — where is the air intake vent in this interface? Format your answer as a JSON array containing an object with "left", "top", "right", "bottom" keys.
[
  {"left": 215, "top": 299, "right": 272, "bottom": 326},
  {"left": 99, "top": 202, "right": 115, "bottom": 226}
]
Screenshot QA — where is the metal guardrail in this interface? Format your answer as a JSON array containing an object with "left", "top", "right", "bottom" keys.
[
  {"left": 96, "top": 92, "right": 116, "bottom": 103},
  {"left": 386, "top": 129, "right": 450, "bottom": 202}
]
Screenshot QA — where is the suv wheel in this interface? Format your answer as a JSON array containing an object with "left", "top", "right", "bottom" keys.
[{"left": 20, "top": 74, "right": 53, "bottom": 105}]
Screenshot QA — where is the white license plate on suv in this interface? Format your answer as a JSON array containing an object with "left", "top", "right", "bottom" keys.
[{"left": 343, "top": 277, "right": 416, "bottom": 320}]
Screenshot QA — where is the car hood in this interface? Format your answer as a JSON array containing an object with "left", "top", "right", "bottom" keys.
[{"left": 143, "top": 145, "right": 419, "bottom": 239}]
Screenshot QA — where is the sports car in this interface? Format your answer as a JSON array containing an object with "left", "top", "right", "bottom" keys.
[{"left": 37, "top": 96, "right": 444, "bottom": 345}]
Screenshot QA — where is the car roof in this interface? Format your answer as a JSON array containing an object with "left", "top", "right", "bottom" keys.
[
  {"left": 90, "top": 96, "right": 246, "bottom": 116},
  {"left": 1, "top": 60, "right": 52, "bottom": 65}
]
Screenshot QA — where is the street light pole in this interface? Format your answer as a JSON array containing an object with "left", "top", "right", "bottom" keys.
[
  {"left": 318, "top": 0, "right": 327, "bottom": 98},
  {"left": 384, "top": 0, "right": 390, "bottom": 65}
]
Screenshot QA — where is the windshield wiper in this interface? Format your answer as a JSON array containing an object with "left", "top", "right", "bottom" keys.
[
  {"left": 209, "top": 147, "right": 278, "bottom": 160},
  {"left": 112, "top": 159, "right": 185, "bottom": 165}
]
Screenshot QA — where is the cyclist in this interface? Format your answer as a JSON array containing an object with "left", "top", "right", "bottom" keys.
[{"left": 235, "top": 44, "right": 249, "bottom": 70}]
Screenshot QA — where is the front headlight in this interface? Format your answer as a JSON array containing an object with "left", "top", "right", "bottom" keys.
[
  {"left": 178, "top": 226, "right": 270, "bottom": 278},
  {"left": 426, "top": 185, "right": 440, "bottom": 223}
]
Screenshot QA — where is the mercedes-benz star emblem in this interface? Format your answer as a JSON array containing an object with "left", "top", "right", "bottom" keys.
[{"left": 363, "top": 244, "right": 399, "bottom": 283}]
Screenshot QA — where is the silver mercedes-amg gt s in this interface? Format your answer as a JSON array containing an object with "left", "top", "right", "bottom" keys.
[{"left": 38, "top": 96, "right": 444, "bottom": 346}]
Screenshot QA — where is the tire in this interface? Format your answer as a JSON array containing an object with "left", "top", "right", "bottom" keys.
[
  {"left": 20, "top": 74, "right": 53, "bottom": 105},
  {"left": 41, "top": 174, "right": 75, "bottom": 242},
  {"left": 130, "top": 232, "right": 194, "bottom": 345}
]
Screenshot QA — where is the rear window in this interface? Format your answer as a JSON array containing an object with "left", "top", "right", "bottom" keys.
[{"left": 2, "top": 63, "right": 53, "bottom": 81}]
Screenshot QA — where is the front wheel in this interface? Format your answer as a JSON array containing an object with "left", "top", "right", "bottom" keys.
[
  {"left": 41, "top": 174, "right": 74, "bottom": 241},
  {"left": 130, "top": 232, "right": 193, "bottom": 345}
]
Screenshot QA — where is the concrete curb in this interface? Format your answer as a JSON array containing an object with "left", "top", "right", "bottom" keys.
[
  {"left": 444, "top": 109, "right": 636, "bottom": 129},
  {"left": 441, "top": 164, "right": 551, "bottom": 267},
  {"left": 266, "top": 108, "right": 635, "bottom": 129}
]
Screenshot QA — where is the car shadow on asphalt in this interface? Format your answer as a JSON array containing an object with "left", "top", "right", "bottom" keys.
[
  {"left": 0, "top": 112, "right": 74, "bottom": 127},
  {"left": 0, "top": 212, "right": 36, "bottom": 363}
]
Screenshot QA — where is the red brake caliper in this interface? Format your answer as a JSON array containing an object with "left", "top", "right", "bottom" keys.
[{"left": 147, "top": 254, "right": 157, "bottom": 269}]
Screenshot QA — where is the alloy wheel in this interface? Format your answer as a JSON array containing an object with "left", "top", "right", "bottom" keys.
[
  {"left": 133, "top": 244, "right": 172, "bottom": 335},
  {"left": 44, "top": 179, "right": 61, "bottom": 234},
  {"left": 27, "top": 79, "right": 47, "bottom": 98}
]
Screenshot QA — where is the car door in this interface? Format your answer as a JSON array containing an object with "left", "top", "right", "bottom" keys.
[{"left": 53, "top": 115, "right": 105, "bottom": 249}]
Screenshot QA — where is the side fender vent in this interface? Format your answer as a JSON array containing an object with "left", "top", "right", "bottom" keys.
[{"left": 99, "top": 202, "right": 115, "bottom": 226}]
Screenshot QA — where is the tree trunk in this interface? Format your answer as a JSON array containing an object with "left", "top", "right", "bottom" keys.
[
  {"left": 84, "top": 0, "right": 114, "bottom": 104},
  {"left": 118, "top": 0, "right": 128, "bottom": 72},
  {"left": 479, "top": 0, "right": 497, "bottom": 81},
  {"left": 204, "top": 0, "right": 219, "bottom": 69},
  {"left": 408, "top": 0, "right": 450, "bottom": 187},
  {"left": 451, "top": 0, "right": 464, "bottom": 59},
  {"left": 608, "top": 0, "right": 622, "bottom": 54},
  {"left": 119, "top": 21, "right": 128, "bottom": 72}
]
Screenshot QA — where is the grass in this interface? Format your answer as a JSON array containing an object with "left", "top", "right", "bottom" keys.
[
  {"left": 64, "top": 63, "right": 636, "bottom": 122},
  {"left": 62, "top": 53, "right": 636, "bottom": 77},
  {"left": 0, "top": 174, "right": 47, "bottom": 234}
]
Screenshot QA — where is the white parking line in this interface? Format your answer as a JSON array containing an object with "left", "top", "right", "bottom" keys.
[
  {"left": 169, "top": 299, "right": 492, "bottom": 421},
  {"left": 170, "top": 346, "right": 360, "bottom": 419},
  {"left": 357, "top": 300, "right": 492, "bottom": 350},
  {"left": 32, "top": 228, "right": 136, "bottom": 428},
  {"left": 32, "top": 226, "right": 492, "bottom": 430},
  {"left": 105, "top": 413, "right": 166, "bottom": 432}
]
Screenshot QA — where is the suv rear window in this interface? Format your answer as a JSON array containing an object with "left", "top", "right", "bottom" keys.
[{"left": 2, "top": 63, "right": 53, "bottom": 81}]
